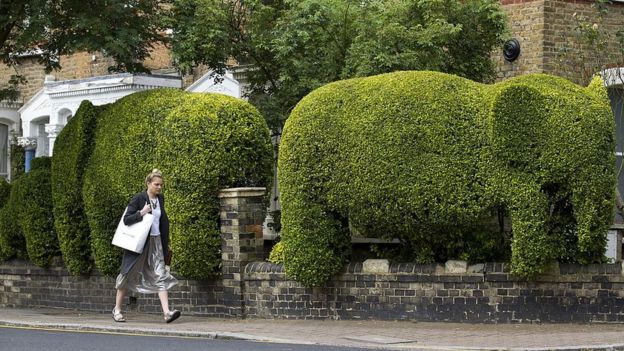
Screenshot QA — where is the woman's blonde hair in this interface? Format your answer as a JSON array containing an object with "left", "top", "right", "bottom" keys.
[{"left": 145, "top": 168, "right": 163, "bottom": 186}]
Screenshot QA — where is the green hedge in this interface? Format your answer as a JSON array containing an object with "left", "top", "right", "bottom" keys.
[
  {"left": 278, "top": 71, "right": 615, "bottom": 286},
  {"left": 83, "top": 89, "right": 273, "bottom": 278},
  {"left": 0, "top": 177, "right": 9, "bottom": 207},
  {"left": 17, "top": 157, "right": 60, "bottom": 267},
  {"left": 30, "top": 156, "right": 51, "bottom": 170},
  {"left": 0, "top": 176, "right": 26, "bottom": 261},
  {"left": 52, "top": 101, "right": 104, "bottom": 276},
  {"left": 10, "top": 143, "right": 24, "bottom": 180},
  {"left": 486, "top": 74, "right": 615, "bottom": 275}
]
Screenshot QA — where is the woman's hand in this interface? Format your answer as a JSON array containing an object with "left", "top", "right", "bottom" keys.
[{"left": 139, "top": 202, "right": 151, "bottom": 216}]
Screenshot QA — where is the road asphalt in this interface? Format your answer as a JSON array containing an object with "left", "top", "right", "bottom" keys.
[{"left": 1, "top": 307, "right": 624, "bottom": 350}]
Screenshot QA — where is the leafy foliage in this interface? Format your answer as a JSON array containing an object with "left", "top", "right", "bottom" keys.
[
  {"left": 278, "top": 71, "right": 615, "bottom": 286},
  {"left": 0, "top": 0, "right": 168, "bottom": 98},
  {"left": 83, "top": 89, "right": 273, "bottom": 278},
  {"left": 0, "top": 176, "right": 26, "bottom": 261},
  {"left": 10, "top": 141, "right": 24, "bottom": 181},
  {"left": 268, "top": 240, "right": 284, "bottom": 265},
  {"left": 342, "top": 0, "right": 507, "bottom": 82},
  {"left": 30, "top": 156, "right": 51, "bottom": 170},
  {"left": 0, "top": 177, "right": 9, "bottom": 208},
  {"left": 51, "top": 101, "right": 104, "bottom": 276},
  {"left": 168, "top": 0, "right": 508, "bottom": 132},
  {"left": 17, "top": 157, "right": 60, "bottom": 267}
]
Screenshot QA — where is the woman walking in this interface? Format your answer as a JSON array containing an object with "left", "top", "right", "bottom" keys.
[{"left": 112, "top": 169, "right": 180, "bottom": 323}]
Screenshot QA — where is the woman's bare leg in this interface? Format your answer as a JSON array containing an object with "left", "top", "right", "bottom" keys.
[
  {"left": 115, "top": 288, "right": 126, "bottom": 312},
  {"left": 158, "top": 290, "right": 169, "bottom": 314}
]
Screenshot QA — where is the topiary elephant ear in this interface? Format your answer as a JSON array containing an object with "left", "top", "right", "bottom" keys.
[{"left": 488, "top": 84, "right": 546, "bottom": 173}]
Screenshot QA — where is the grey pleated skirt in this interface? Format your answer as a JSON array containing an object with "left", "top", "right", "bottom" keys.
[{"left": 115, "top": 236, "right": 178, "bottom": 294}]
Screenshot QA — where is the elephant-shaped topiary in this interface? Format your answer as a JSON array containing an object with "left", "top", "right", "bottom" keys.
[{"left": 278, "top": 71, "right": 615, "bottom": 286}]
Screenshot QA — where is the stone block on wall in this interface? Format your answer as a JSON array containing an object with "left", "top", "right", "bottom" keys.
[
  {"left": 445, "top": 260, "right": 468, "bottom": 274},
  {"left": 363, "top": 259, "right": 389, "bottom": 274}
]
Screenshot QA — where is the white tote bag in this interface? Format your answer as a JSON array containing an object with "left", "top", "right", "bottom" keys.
[{"left": 112, "top": 208, "right": 154, "bottom": 253}]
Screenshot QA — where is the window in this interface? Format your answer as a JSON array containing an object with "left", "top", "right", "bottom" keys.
[{"left": 0, "top": 124, "right": 8, "bottom": 179}]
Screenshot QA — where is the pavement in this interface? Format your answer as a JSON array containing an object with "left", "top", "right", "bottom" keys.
[{"left": 2, "top": 307, "right": 624, "bottom": 351}]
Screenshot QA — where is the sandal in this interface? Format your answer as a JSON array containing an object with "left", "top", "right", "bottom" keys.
[
  {"left": 164, "top": 310, "right": 180, "bottom": 323},
  {"left": 112, "top": 308, "right": 126, "bottom": 323}
]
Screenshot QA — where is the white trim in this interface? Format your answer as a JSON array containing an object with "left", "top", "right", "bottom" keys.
[
  {"left": 603, "top": 67, "right": 624, "bottom": 87},
  {"left": 48, "top": 83, "right": 159, "bottom": 98},
  {"left": 0, "top": 101, "right": 22, "bottom": 109},
  {"left": 11, "top": 48, "right": 44, "bottom": 58},
  {"left": 185, "top": 70, "right": 241, "bottom": 98},
  {"left": 19, "top": 73, "right": 183, "bottom": 157}
]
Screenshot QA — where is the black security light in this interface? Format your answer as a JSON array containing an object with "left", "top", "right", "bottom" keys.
[{"left": 503, "top": 38, "right": 521, "bottom": 62}]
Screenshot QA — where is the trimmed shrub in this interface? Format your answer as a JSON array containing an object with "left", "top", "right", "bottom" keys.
[
  {"left": 0, "top": 177, "right": 9, "bottom": 207},
  {"left": 30, "top": 156, "right": 51, "bottom": 171},
  {"left": 279, "top": 71, "right": 615, "bottom": 286},
  {"left": 17, "top": 157, "right": 60, "bottom": 267},
  {"left": 52, "top": 101, "right": 104, "bottom": 276},
  {"left": 0, "top": 177, "right": 26, "bottom": 261},
  {"left": 10, "top": 142, "right": 24, "bottom": 180},
  {"left": 487, "top": 74, "right": 615, "bottom": 276},
  {"left": 0, "top": 177, "right": 11, "bottom": 260},
  {"left": 268, "top": 241, "right": 284, "bottom": 265},
  {"left": 83, "top": 89, "right": 273, "bottom": 278}
]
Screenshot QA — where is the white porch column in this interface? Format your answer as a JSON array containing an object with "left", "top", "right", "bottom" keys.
[{"left": 44, "top": 124, "right": 64, "bottom": 156}]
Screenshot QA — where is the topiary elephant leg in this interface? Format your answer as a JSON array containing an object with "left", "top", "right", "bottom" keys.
[
  {"left": 571, "top": 184, "right": 613, "bottom": 264},
  {"left": 509, "top": 184, "right": 554, "bottom": 278},
  {"left": 281, "top": 201, "right": 350, "bottom": 287}
]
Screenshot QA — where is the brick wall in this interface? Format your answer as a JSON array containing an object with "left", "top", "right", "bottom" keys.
[
  {"left": 496, "top": 0, "right": 547, "bottom": 80},
  {"left": 0, "top": 45, "right": 176, "bottom": 103},
  {"left": 497, "top": 0, "right": 624, "bottom": 84},
  {"left": 0, "top": 258, "right": 226, "bottom": 317},
  {"left": 243, "top": 261, "right": 624, "bottom": 323},
  {"left": 3, "top": 257, "right": 624, "bottom": 323}
]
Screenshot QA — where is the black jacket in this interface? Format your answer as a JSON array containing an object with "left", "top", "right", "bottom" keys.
[{"left": 120, "top": 191, "right": 169, "bottom": 274}]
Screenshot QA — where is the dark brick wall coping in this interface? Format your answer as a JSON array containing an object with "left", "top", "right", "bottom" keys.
[
  {"left": 243, "top": 261, "right": 623, "bottom": 277},
  {"left": 245, "top": 262, "right": 285, "bottom": 274}
]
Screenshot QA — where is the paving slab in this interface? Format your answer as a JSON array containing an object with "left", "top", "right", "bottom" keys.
[{"left": 1, "top": 307, "right": 624, "bottom": 350}]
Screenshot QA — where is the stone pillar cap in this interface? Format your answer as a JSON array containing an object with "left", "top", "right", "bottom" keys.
[{"left": 218, "top": 187, "right": 266, "bottom": 198}]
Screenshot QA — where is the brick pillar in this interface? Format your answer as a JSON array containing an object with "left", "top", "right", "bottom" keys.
[{"left": 219, "top": 187, "right": 266, "bottom": 317}]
